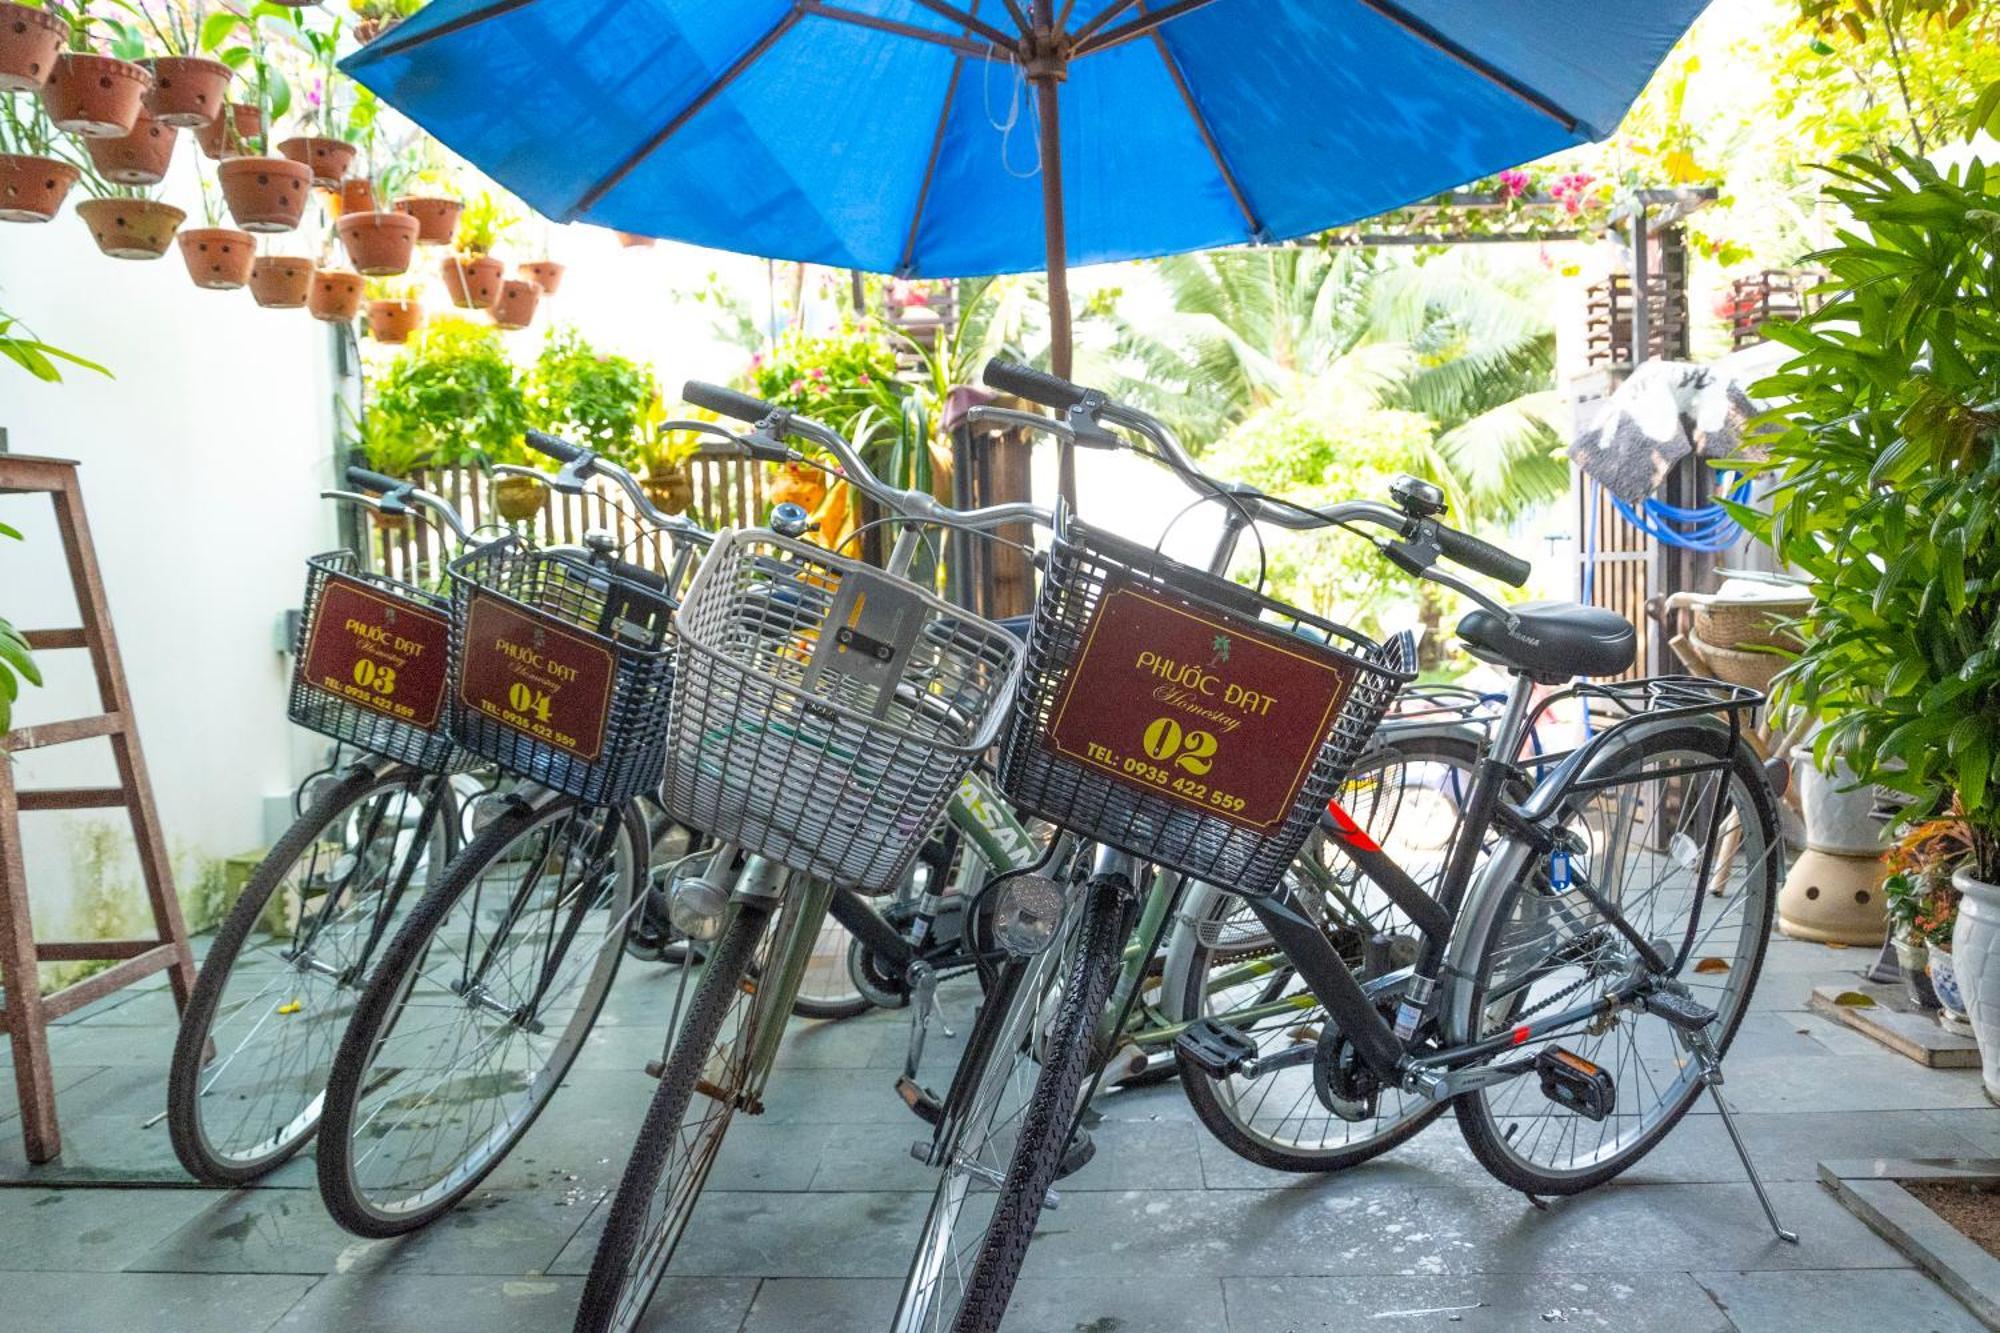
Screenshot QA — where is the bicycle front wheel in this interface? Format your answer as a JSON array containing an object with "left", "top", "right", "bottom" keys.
[
  {"left": 1452, "top": 723, "right": 1778, "bottom": 1194},
  {"left": 316, "top": 794, "right": 644, "bottom": 1235},
  {"left": 168, "top": 763, "right": 447, "bottom": 1184}
]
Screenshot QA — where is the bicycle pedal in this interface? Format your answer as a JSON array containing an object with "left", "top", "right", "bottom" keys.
[
  {"left": 895, "top": 1075, "right": 944, "bottom": 1126},
  {"left": 1534, "top": 1047, "right": 1616, "bottom": 1123},
  {"left": 644, "top": 1059, "right": 665, "bottom": 1080},
  {"left": 1642, "top": 989, "right": 1719, "bottom": 1032},
  {"left": 1174, "top": 1017, "right": 1258, "bottom": 1079},
  {"left": 1053, "top": 1127, "right": 1095, "bottom": 1182}
]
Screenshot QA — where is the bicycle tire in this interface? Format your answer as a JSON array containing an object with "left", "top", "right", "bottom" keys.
[
  {"left": 168, "top": 762, "right": 435, "bottom": 1184},
  {"left": 574, "top": 898, "right": 776, "bottom": 1333},
  {"left": 945, "top": 875, "right": 1125, "bottom": 1333},
  {"left": 1174, "top": 735, "right": 1479, "bottom": 1172},
  {"left": 1453, "top": 723, "right": 1778, "bottom": 1195},
  {"left": 317, "top": 794, "right": 643, "bottom": 1236}
]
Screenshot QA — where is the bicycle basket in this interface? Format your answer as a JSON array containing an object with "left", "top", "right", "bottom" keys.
[
  {"left": 662, "top": 529, "right": 1024, "bottom": 894},
  {"left": 446, "top": 536, "right": 678, "bottom": 806},
  {"left": 997, "top": 513, "right": 1416, "bottom": 896},
  {"left": 290, "top": 550, "right": 465, "bottom": 774}
]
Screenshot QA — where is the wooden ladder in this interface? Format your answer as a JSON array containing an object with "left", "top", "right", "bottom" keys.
[{"left": 0, "top": 453, "right": 197, "bottom": 1163}]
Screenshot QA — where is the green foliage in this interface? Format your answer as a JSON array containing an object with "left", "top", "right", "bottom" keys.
[
  {"left": 0, "top": 522, "right": 43, "bottom": 742},
  {"left": 1735, "top": 148, "right": 2000, "bottom": 878},
  {"left": 744, "top": 323, "right": 903, "bottom": 441},
  {"left": 527, "top": 327, "right": 661, "bottom": 470},
  {"left": 363, "top": 318, "right": 532, "bottom": 473},
  {"left": 454, "top": 191, "right": 516, "bottom": 256},
  {"left": 1, "top": 317, "right": 110, "bottom": 383},
  {"left": 203, "top": 1, "right": 303, "bottom": 153}
]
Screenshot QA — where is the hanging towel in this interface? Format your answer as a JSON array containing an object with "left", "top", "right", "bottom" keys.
[{"left": 1569, "top": 361, "right": 1760, "bottom": 503}]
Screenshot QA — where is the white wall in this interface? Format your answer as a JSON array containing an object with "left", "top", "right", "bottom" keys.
[{"left": 1, "top": 150, "right": 339, "bottom": 951}]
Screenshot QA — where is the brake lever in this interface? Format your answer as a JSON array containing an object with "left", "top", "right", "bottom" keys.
[{"left": 966, "top": 405, "right": 1076, "bottom": 446}]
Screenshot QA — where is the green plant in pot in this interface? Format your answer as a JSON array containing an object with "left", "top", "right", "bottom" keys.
[
  {"left": 1737, "top": 143, "right": 2000, "bottom": 1094},
  {"left": 527, "top": 326, "right": 659, "bottom": 469},
  {"left": 204, "top": 1, "right": 310, "bottom": 232},
  {"left": 441, "top": 190, "right": 512, "bottom": 309},
  {"left": 40, "top": 0, "right": 153, "bottom": 140},
  {"left": 72, "top": 155, "right": 185, "bottom": 258},
  {"left": 0, "top": 0, "right": 74, "bottom": 93},
  {"left": 133, "top": 0, "right": 232, "bottom": 128},
  {"left": 277, "top": 17, "right": 360, "bottom": 187},
  {"left": 366, "top": 316, "right": 532, "bottom": 479},
  {"left": 0, "top": 91, "right": 83, "bottom": 221}
]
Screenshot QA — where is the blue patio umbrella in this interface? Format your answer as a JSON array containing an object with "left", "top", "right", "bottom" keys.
[{"left": 344, "top": 0, "right": 1708, "bottom": 383}]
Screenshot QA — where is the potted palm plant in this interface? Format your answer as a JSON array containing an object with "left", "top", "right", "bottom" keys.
[
  {"left": 41, "top": 2, "right": 152, "bottom": 138},
  {"left": 440, "top": 190, "right": 509, "bottom": 308},
  {"left": 135, "top": 0, "right": 230, "bottom": 127},
  {"left": 1742, "top": 145, "right": 2000, "bottom": 1101},
  {"left": 206, "top": 2, "right": 309, "bottom": 232},
  {"left": 0, "top": 92, "right": 81, "bottom": 221},
  {"left": 1, "top": 0, "right": 69, "bottom": 92}
]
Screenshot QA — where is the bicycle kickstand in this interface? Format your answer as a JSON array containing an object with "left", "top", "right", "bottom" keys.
[
  {"left": 1687, "top": 1027, "right": 1799, "bottom": 1244},
  {"left": 902, "top": 962, "right": 954, "bottom": 1082}
]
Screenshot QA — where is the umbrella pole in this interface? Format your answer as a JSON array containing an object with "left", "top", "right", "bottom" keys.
[{"left": 1029, "top": 24, "right": 1075, "bottom": 505}]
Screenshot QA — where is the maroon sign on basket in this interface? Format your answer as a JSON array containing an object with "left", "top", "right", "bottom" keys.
[
  {"left": 299, "top": 575, "right": 451, "bottom": 729},
  {"left": 457, "top": 593, "right": 616, "bottom": 763},
  {"left": 1045, "top": 580, "right": 1358, "bottom": 832}
]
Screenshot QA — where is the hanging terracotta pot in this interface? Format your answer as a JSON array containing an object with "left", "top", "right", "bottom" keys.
[
  {"left": 249, "top": 255, "right": 314, "bottom": 308},
  {"left": 277, "top": 135, "right": 356, "bottom": 189},
  {"left": 83, "top": 112, "right": 177, "bottom": 186},
  {"left": 176, "top": 226, "right": 255, "bottom": 290},
  {"left": 338, "top": 177, "right": 377, "bottom": 216},
  {"left": 75, "top": 197, "right": 185, "bottom": 259},
  {"left": 519, "top": 260, "right": 564, "bottom": 295},
  {"left": 217, "top": 155, "right": 311, "bottom": 233},
  {"left": 336, "top": 209, "right": 419, "bottom": 276},
  {"left": 42, "top": 52, "right": 153, "bottom": 138},
  {"left": 195, "top": 101, "right": 262, "bottom": 159},
  {"left": 494, "top": 474, "right": 545, "bottom": 522},
  {"left": 366, "top": 298, "right": 423, "bottom": 344},
  {"left": 139, "top": 56, "right": 230, "bottom": 128},
  {"left": 489, "top": 278, "right": 539, "bottom": 330},
  {"left": 615, "top": 231, "right": 653, "bottom": 249},
  {"left": 0, "top": 153, "right": 79, "bottom": 223},
  {"left": 440, "top": 253, "right": 503, "bottom": 308},
  {"left": 394, "top": 195, "right": 461, "bottom": 245},
  {"left": 0, "top": 3, "right": 66, "bottom": 93},
  {"left": 308, "top": 268, "right": 364, "bottom": 322},
  {"left": 645, "top": 463, "right": 695, "bottom": 516}
]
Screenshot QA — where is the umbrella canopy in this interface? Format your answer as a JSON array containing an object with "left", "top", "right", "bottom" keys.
[{"left": 345, "top": 0, "right": 1703, "bottom": 277}]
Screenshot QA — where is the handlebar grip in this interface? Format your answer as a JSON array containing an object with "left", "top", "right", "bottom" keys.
[
  {"left": 1435, "top": 525, "right": 1531, "bottom": 588},
  {"left": 982, "top": 358, "right": 1087, "bottom": 412},
  {"left": 525, "top": 429, "right": 584, "bottom": 464},
  {"left": 344, "top": 466, "right": 405, "bottom": 494},
  {"left": 683, "top": 381, "right": 774, "bottom": 424}
]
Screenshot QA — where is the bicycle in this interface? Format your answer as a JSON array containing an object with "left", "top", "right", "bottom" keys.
[
  {"left": 166, "top": 470, "right": 483, "bottom": 1185},
  {"left": 893, "top": 358, "right": 1791, "bottom": 1332}
]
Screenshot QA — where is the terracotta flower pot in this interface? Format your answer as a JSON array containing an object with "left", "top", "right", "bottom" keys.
[
  {"left": 308, "top": 268, "right": 364, "bottom": 322},
  {"left": 0, "top": 153, "right": 79, "bottom": 223},
  {"left": 494, "top": 474, "right": 546, "bottom": 522},
  {"left": 353, "top": 16, "right": 401, "bottom": 44},
  {"left": 520, "top": 260, "right": 564, "bottom": 294},
  {"left": 195, "top": 102, "right": 262, "bottom": 159},
  {"left": 338, "top": 177, "right": 377, "bottom": 216},
  {"left": 489, "top": 278, "right": 539, "bottom": 330},
  {"left": 0, "top": 3, "right": 66, "bottom": 93},
  {"left": 394, "top": 195, "right": 461, "bottom": 245},
  {"left": 42, "top": 52, "right": 153, "bottom": 139},
  {"left": 645, "top": 465, "right": 694, "bottom": 516},
  {"left": 139, "top": 56, "right": 230, "bottom": 128},
  {"left": 176, "top": 227, "right": 254, "bottom": 290},
  {"left": 615, "top": 230, "right": 653, "bottom": 249},
  {"left": 83, "top": 112, "right": 177, "bottom": 186},
  {"left": 336, "top": 209, "right": 419, "bottom": 275},
  {"left": 277, "top": 135, "right": 356, "bottom": 189},
  {"left": 249, "top": 255, "right": 314, "bottom": 308},
  {"left": 217, "top": 155, "right": 311, "bottom": 233},
  {"left": 75, "top": 196, "right": 185, "bottom": 259},
  {"left": 440, "top": 253, "right": 503, "bottom": 308},
  {"left": 366, "top": 298, "right": 423, "bottom": 344}
]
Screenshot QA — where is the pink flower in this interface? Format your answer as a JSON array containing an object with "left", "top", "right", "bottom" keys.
[
  {"left": 1564, "top": 195, "right": 1582, "bottom": 215},
  {"left": 808, "top": 366, "right": 826, "bottom": 380},
  {"left": 749, "top": 353, "right": 764, "bottom": 370},
  {"left": 1498, "top": 169, "right": 1530, "bottom": 199},
  {"left": 790, "top": 378, "right": 808, "bottom": 394},
  {"left": 856, "top": 372, "right": 871, "bottom": 385}
]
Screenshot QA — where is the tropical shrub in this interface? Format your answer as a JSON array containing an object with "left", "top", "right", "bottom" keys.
[
  {"left": 527, "top": 327, "right": 660, "bottom": 471},
  {"left": 362, "top": 317, "right": 531, "bottom": 472}
]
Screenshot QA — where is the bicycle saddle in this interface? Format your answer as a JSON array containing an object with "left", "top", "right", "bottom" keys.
[{"left": 1456, "top": 601, "right": 1636, "bottom": 685}]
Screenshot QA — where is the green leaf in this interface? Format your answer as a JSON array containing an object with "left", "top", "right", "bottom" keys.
[
  {"left": 0, "top": 633, "right": 41, "bottom": 691},
  {"left": 199, "top": 10, "right": 240, "bottom": 49}
]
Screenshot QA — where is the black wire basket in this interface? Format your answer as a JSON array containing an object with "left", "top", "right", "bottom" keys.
[
  {"left": 997, "top": 513, "right": 1416, "bottom": 896},
  {"left": 446, "top": 536, "right": 678, "bottom": 806},
  {"left": 290, "top": 550, "right": 466, "bottom": 775}
]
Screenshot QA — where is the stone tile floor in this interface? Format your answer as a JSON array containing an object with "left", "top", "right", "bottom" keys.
[{"left": 2, "top": 934, "right": 1995, "bottom": 1332}]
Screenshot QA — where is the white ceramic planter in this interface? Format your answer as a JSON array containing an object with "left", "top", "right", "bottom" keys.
[
  {"left": 1951, "top": 868, "right": 2000, "bottom": 1103},
  {"left": 1791, "top": 748, "right": 1893, "bottom": 855}
]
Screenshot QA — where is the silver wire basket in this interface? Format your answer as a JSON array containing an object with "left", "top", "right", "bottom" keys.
[{"left": 661, "top": 529, "right": 1024, "bottom": 894}]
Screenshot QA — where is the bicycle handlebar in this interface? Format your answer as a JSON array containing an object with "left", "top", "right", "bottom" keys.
[
  {"left": 512, "top": 430, "right": 709, "bottom": 546},
  {"left": 523, "top": 429, "right": 584, "bottom": 465},
  {"left": 344, "top": 466, "right": 405, "bottom": 495},
  {"left": 680, "top": 380, "right": 1051, "bottom": 534},
  {"left": 328, "top": 467, "right": 475, "bottom": 542}
]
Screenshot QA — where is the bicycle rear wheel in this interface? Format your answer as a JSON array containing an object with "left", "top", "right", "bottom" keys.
[
  {"left": 316, "top": 793, "right": 644, "bottom": 1235},
  {"left": 168, "top": 763, "right": 447, "bottom": 1184},
  {"left": 1174, "top": 736, "right": 1477, "bottom": 1171},
  {"left": 894, "top": 874, "right": 1125, "bottom": 1333},
  {"left": 1452, "top": 724, "right": 1778, "bottom": 1194}
]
